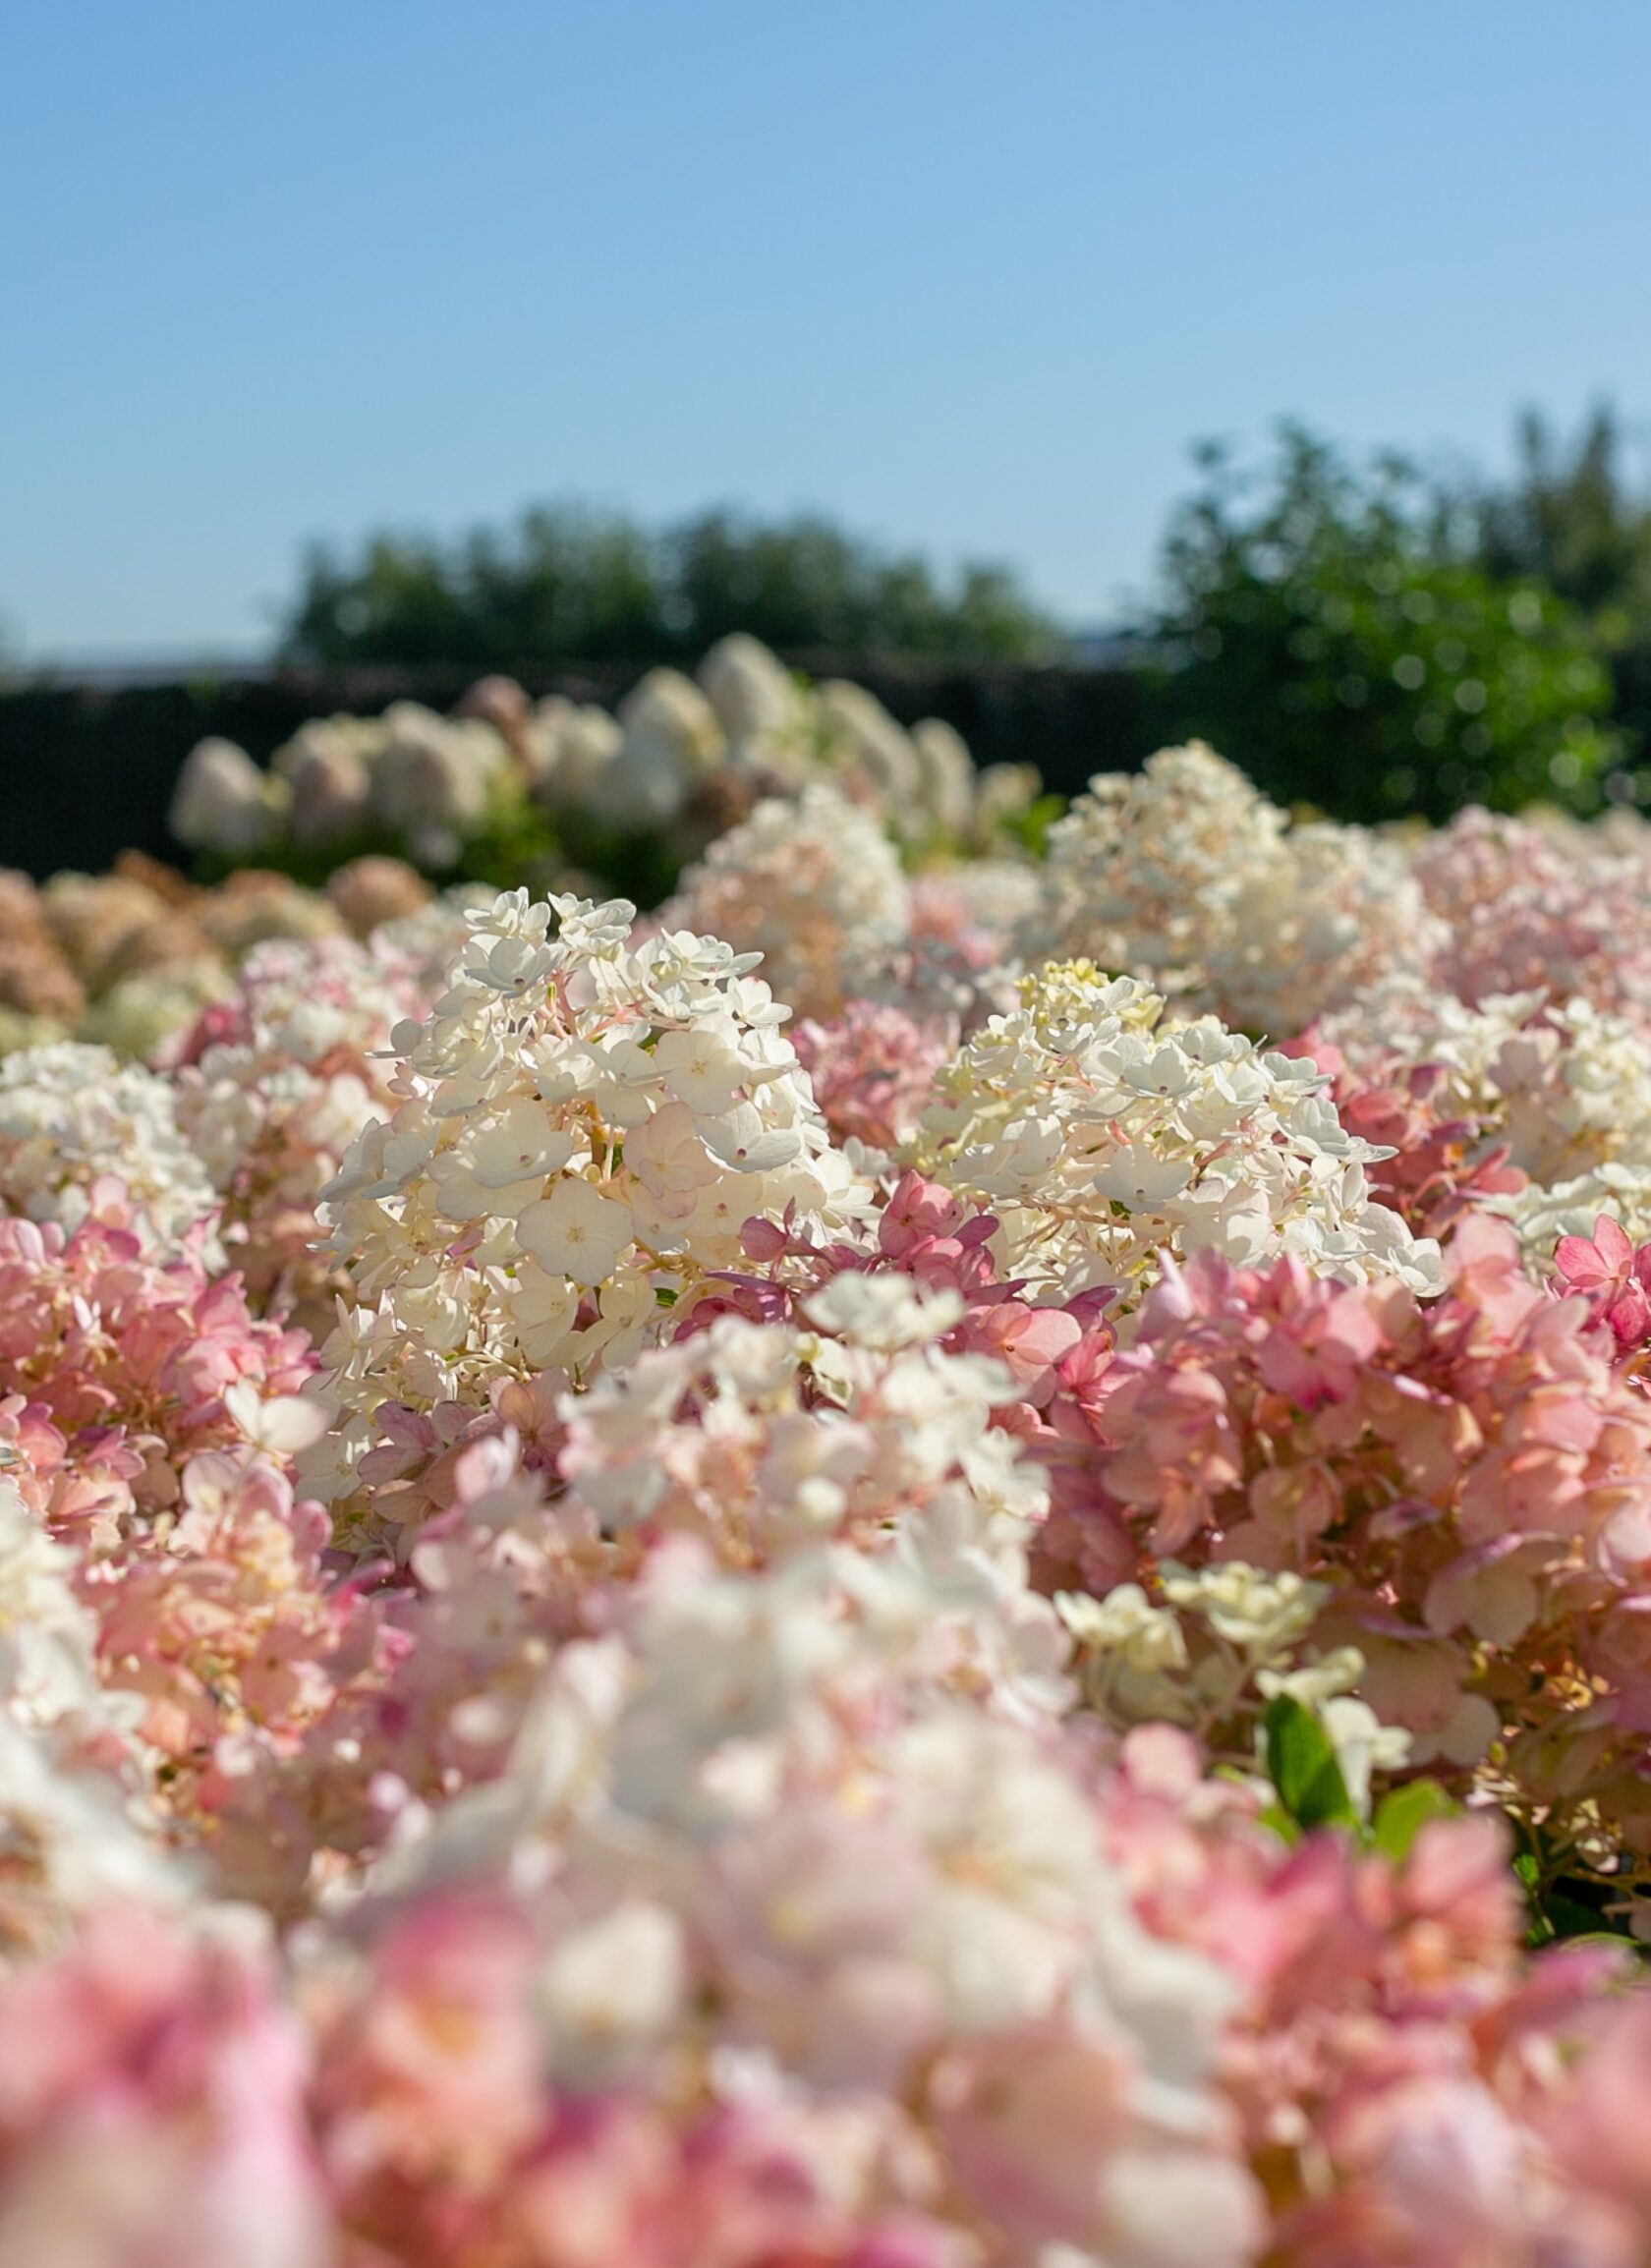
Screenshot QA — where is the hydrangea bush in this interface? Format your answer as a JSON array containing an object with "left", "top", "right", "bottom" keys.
[{"left": 14, "top": 732, "right": 1651, "bottom": 2262}]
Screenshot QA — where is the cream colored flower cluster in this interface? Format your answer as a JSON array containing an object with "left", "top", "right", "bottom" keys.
[
  {"left": 1216, "top": 817, "right": 1444, "bottom": 1037},
  {"left": 376, "top": 1468, "right": 1261, "bottom": 2267},
  {"left": 174, "top": 941, "right": 423, "bottom": 1190},
  {"left": 659, "top": 781, "right": 912, "bottom": 1020},
  {"left": 0, "top": 1041, "right": 218, "bottom": 1253},
  {"left": 0, "top": 1478, "right": 179, "bottom": 1957},
  {"left": 171, "top": 922, "right": 474, "bottom": 1325},
  {"left": 909, "top": 958, "right": 1442, "bottom": 1302},
  {"left": 171, "top": 635, "right": 1041, "bottom": 876},
  {"left": 314, "top": 886, "right": 873, "bottom": 1491},
  {"left": 1056, "top": 1560, "right": 1411, "bottom": 1816},
  {"left": 174, "top": 704, "right": 515, "bottom": 870},
  {"left": 1032, "top": 743, "right": 1441, "bottom": 1034},
  {"left": 1033, "top": 743, "right": 1283, "bottom": 998},
  {"left": 564, "top": 1271, "right": 1053, "bottom": 1608},
  {"left": 1319, "top": 977, "right": 1651, "bottom": 1260}
]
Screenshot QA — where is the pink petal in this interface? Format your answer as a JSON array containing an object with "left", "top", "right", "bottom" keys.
[
  {"left": 1595, "top": 1215, "right": 1635, "bottom": 1270},
  {"left": 1555, "top": 1236, "right": 1611, "bottom": 1289}
]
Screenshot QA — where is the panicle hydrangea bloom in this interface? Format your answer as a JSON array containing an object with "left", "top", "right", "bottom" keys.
[
  {"left": 1213, "top": 819, "right": 1445, "bottom": 1038},
  {"left": 1279, "top": 1034, "right": 1527, "bottom": 1245},
  {"left": 1033, "top": 746, "right": 1441, "bottom": 1036},
  {"left": 312, "top": 1520, "right": 1266, "bottom": 2268},
  {"left": 1312, "top": 979, "right": 1651, "bottom": 1262},
  {"left": 1098, "top": 1726, "right": 1651, "bottom": 2268},
  {"left": 1553, "top": 1214, "right": 1651, "bottom": 1355},
  {"left": 168, "top": 928, "right": 451, "bottom": 1325},
  {"left": 0, "top": 1041, "right": 217, "bottom": 1254},
  {"left": 1413, "top": 804, "right": 1651, "bottom": 1032},
  {"left": 0, "top": 1477, "right": 180, "bottom": 1964},
  {"left": 1034, "top": 744, "right": 1285, "bottom": 994},
  {"left": 908, "top": 959, "right": 1442, "bottom": 1305},
  {"left": 1040, "top": 1215, "right": 1651, "bottom": 1899},
  {"left": 793, "top": 1000, "right": 958, "bottom": 1156},
  {"left": 0, "top": 1905, "right": 329, "bottom": 2268},
  {"left": 313, "top": 888, "right": 872, "bottom": 1516},
  {"left": 0, "top": 1200, "right": 314, "bottom": 1521},
  {"left": 659, "top": 781, "right": 911, "bottom": 1020}
]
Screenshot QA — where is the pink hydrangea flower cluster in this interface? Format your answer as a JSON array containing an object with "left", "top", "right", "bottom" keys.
[
  {"left": 1038, "top": 1217, "right": 1651, "bottom": 1883},
  {"left": 1413, "top": 806, "right": 1651, "bottom": 1033},
  {"left": 165, "top": 918, "right": 467, "bottom": 1330}
]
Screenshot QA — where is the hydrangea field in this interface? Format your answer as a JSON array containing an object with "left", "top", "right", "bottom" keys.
[{"left": 12, "top": 641, "right": 1651, "bottom": 2264}]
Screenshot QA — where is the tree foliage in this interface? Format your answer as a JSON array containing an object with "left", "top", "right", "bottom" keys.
[
  {"left": 281, "top": 505, "right": 1057, "bottom": 670},
  {"left": 1473, "top": 403, "right": 1651, "bottom": 630},
  {"left": 1153, "top": 424, "right": 1622, "bottom": 820}
]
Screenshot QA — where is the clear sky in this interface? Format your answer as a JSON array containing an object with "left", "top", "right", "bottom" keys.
[{"left": 5, "top": 0, "right": 1651, "bottom": 658}]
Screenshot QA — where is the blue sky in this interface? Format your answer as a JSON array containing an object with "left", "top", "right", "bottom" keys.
[{"left": 4, "top": 1, "right": 1650, "bottom": 656}]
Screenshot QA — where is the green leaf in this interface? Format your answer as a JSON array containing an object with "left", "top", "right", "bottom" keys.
[
  {"left": 1371, "top": 1779, "right": 1454, "bottom": 1862},
  {"left": 1255, "top": 1800, "right": 1299, "bottom": 1847},
  {"left": 1263, "top": 1694, "right": 1357, "bottom": 1832},
  {"left": 1545, "top": 1893, "right": 1618, "bottom": 1943}
]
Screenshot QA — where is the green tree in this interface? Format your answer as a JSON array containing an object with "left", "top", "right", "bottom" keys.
[
  {"left": 1473, "top": 403, "right": 1651, "bottom": 630},
  {"left": 284, "top": 507, "right": 664, "bottom": 668},
  {"left": 280, "top": 504, "right": 1056, "bottom": 670},
  {"left": 1154, "top": 424, "right": 1620, "bottom": 820}
]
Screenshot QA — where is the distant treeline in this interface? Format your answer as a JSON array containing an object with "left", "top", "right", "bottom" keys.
[{"left": 284, "top": 507, "right": 1060, "bottom": 671}]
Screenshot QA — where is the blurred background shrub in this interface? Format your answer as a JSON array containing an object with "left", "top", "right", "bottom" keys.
[{"left": 1151, "top": 422, "right": 1623, "bottom": 820}]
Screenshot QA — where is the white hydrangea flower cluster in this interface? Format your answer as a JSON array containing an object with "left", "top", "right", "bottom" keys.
[
  {"left": 1055, "top": 1559, "right": 1410, "bottom": 1818},
  {"left": 696, "top": 631, "right": 806, "bottom": 751},
  {"left": 360, "top": 704, "right": 512, "bottom": 869},
  {"left": 1499, "top": 1162, "right": 1651, "bottom": 1260},
  {"left": 1318, "top": 978, "right": 1651, "bottom": 1260},
  {"left": 315, "top": 887, "right": 873, "bottom": 1466},
  {"left": 1032, "top": 744, "right": 1439, "bottom": 1035},
  {"left": 909, "top": 959, "right": 1442, "bottom": 1303},
  {"left": 0, "top": 1479, "right": 178, "bottom": 1961},
  {"left": 170, "top": 930, "right": 465, "bottom": 1323},
  {"left": 561, "top": 667, "right": 726, "bottom": 828},
  {"left": 0, "top": 1041, "right": 218, "bottom": 1253},
  {"left": 173, "top": 705, "right": 515, "bottom": 869},
  {"left": 174, "top": 937, "right": 423, "bottom": 1192},
  {"left": 1215, "top": 819, "right": 1445, "bottom": 1037},
  {"left": 695, "top": 639, "right": 980, "bottom": 841},
  {"left": 1467, "top": 995, "right": 1651, "bottom": 1192},
  {"left": 171, "top": 638, "right": 1033, "bottom": 879},
  {"left": 1494, "top": 997, "right": 1651, "bottom": 1253},
  {"left": 1032, "top": 744, "right": 1286, "bottom": 997},
  {"left": 167, "top": 736, "right": 288, "bottom": 856},
  {"left": 374, "top": 1518, "right": 1262, "bottom": 2266},
  {"left": 1314, "top": 975, "right": 1539, "bottom": 1089},
  {"left": 559, "top": 1277, "right": 1064, "bottom": 1711},
  {"left": 660, "top": 781, "right": 912, "bottom": 1020}
]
